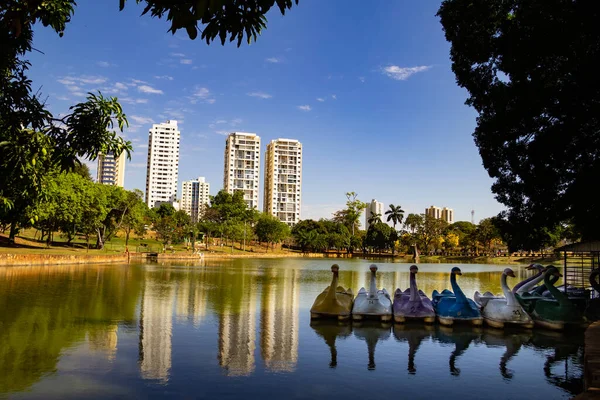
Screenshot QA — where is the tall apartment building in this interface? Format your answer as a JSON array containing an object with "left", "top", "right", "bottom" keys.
[
  {"left": 145, "top": 120, "right": 180, "bottom": 209},
  {"left": 263, "top": 139, "right": 302, "bottom": 226},
  {"left": 181, "top": 177, "right": 210, "bottom": 223},
  {"left": 426, "top": 205, "right": 454, "bottom": 224},
  {"left": 223, "top": 132, "right": 261, "bottom": 209},
  {"left": 441, "top": 207, "right": 454, "bottom": 224},
  {"left": 97, "top": 151, "right": 126, "bottom": 187},
  {"left": 425, "top": 206, "right": 442, "bottom": 219},
  {"left": 365, "top": 199, "right": 384, "bottom": 230}
]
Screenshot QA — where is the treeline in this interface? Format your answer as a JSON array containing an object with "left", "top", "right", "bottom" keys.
[
  {"left": 0, "top": 168, "right": 292, "bottom": 251},
  {"left": 290, "top": 194, "right": 504, "bottom": 255}
]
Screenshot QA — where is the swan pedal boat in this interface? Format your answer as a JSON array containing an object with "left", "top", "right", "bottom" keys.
[
  {"left": 585, "top": 269, "right": 600, "bottom": 322},
  {"left": 310, "top": 264, "right": 354, "bottom": 320},
  {"left": 352, "top": 265, "right": 392, "bottom": 322},
  {"left": 528, "top": 266, "right": 587, "bottom": 330},
  {"left": 393, "top": 265, "right": 435, "bottom": 324},
  {"left": 474, "top": 268, "right": 534, "bottom": 329},
  {"left": 432, "top": 267, "right": 483, "bottom": 326}
]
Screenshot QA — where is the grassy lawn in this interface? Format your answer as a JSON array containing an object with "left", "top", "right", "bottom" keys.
[{"left": 0, "top": 229, "right": 299, "bottom": 256}]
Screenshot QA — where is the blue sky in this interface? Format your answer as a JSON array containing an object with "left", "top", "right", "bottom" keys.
[{"left": 28, "top": 0, "right": 503, "bottom": 224}]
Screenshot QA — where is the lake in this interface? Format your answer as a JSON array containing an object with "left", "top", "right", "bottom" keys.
[{"left": 0, "top": 258, "right": 583, "bottom": 399}]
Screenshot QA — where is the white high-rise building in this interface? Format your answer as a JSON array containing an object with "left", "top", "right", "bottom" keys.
[
  {"left": 97, "top": 151, "right": 126, "bottom": 187},
  {"left": 223, "top": 132, "right": 261, "bottom": 209},
  {"left": 181, "top": 177, "right": 210, "bottom": 223},
  {"left": 441, "top": 207, "right": 454, "bottom": 224},
  {"left": 263, "top": 139, "right": 302, "bottom": 226},
  {"left": 365, "top": 199, "right": 384, "bottom": 230},
  {"left": 425, "top": 205, "right": 454, "bottom": 224},
  {"left": 145, "top": 120, "right": 180, "bottom": 209}
]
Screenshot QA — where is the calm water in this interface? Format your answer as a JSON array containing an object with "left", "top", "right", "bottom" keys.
[{"left": 0, "top": 259, "right": 583, "bottom": 399}]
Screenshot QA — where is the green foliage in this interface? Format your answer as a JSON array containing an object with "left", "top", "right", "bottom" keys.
[
  {"left": 438, "top": 0, "right": 600, "bottom": 243},
  {"left": 156, "top": 203, "right": 176, "bottom": 218},
  {"left": 385, "top": 204, "right": 405, "bottom": 229},
  {"left": 254, "top": 214, "right": 290, "bottom": 250},
  {"left": 331, "top": 192, "right": 367, "bottom": 235},
  {"left": 122, "top": 0, "right": 299, "bottom": 46},
  {"left": 365, "top": 222, "right": 396, "bottom": 252}
]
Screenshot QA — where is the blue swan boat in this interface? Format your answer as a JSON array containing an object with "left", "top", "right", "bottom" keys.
[{"left": 432, "top": 267, "right": 483, "bottom": 326}]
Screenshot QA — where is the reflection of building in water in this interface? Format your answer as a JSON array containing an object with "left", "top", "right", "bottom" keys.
[
  {"left": 218, "top": 273, "right": 257, "bottom": 376},
  {"left": 174, "top": 274, "right": 208, "bottom": 327},
  {"left": 139, "top": 280, "right": 174, "bottom": 382},
  {"left": 88, "top": 325, "right": 118, "bottom": 361},
  {"left": 260, "top": 268, "right": 300, "bottom": 372}
]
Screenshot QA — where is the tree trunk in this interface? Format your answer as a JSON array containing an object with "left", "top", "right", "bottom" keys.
[
  {"left": 9, "top": 220, "right": 17, "bottom": 244},
  {"left": 125, "top": 229, "right": 130, "bottom": 247},
  {"left": 96, "top": 227, "right": 105, "bottom": 250}
]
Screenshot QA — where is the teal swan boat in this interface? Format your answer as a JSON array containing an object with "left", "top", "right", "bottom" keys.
[
  {"left": 432, "top": 267, "right": 483, "bottom": 326},
  {"left": 520, "top": 266, "right": 587, "bottom": 330}
]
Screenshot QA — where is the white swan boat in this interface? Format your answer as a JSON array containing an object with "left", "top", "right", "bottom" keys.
[
  {"left": 474, "top": 268, "right": 534, "bottom": 329},
  {"left": 352, "top": 265, "right": 392, "bottom": 322}
]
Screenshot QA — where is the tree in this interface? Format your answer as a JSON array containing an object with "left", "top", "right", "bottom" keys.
[
  {"left": 416, "top": 214, "right": 448, "bottom": 253},
  {"left": 254, "top": 214, "right": 290, "bottom": 251},
  {"left": 438, "top": 0, "right": 600, "bottom": 244},
  {"left": 385, "top": 204, "right": 405, "bottom": 230},
  {"left": 121, "top": 190, "right": 147, "bottom": 247},
  {"left": 332, "top": 192, "right": 366, "bottom": 235},
  {"left": 121, "top": 0, "right": 298, "bottom": 46},
  {"left": 403, "top": 213, "right": 422, "bottom": 235},
  {"left": 476, "top": 218, "right": 501, "bottom": 252},
  {"left": 367, "top": 212, "right": 382, "bottom": 226},
  {"left": 365, "top": 222, "right": 396, "bottom": 253}
]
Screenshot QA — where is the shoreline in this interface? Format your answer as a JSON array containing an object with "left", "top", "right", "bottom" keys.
[{"left": 0, "top": 250, "right": 561, "bottom": 266}]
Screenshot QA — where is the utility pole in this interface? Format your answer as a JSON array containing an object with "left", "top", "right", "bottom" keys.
[{"left": 471, "top": 210, "right": 475, "bottom": 225}]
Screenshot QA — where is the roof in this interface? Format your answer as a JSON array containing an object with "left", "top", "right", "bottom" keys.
[{"left": 555, "top": 241, "right": 600, "bottom": 253}]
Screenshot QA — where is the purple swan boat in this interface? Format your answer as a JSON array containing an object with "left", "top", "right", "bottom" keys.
[{"left": 393, "top": 265, "right": 435, "bottom": 324}]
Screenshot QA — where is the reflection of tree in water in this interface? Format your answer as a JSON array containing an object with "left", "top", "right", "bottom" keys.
[
  {"left": 353, "top": 321, "right": 391, "bottom": 370},
  {"left": 0, "top": 265, "right": 142, "bottom": 394},
  {"left": 309, "top": 320, "right": 352, "bottom": 368},
  {"left": 393, "top": 324, "right": 433, "bottom": 374},
  {"left": 529, "top": 330, "right": 585, "bottom": 396}
]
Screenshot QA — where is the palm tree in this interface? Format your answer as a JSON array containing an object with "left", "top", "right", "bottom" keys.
[
  {"left": 385, "top": 204, "right": 405, "bottom": 230},
  {"left": 367, "top": 212, "right": 382, "bottom": 227}
]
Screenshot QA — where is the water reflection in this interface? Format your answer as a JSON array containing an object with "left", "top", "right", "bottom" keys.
[
  {"left": 0, "top": 261, "right": 586, "bottom": 399},
  {"left": 353, "top": 321, "right": 392, "bottom": 370},
  {"left": 260, "top": 268, "right": 300, "bottom": 372},
  {"left": 139, "top": 275, "right": 174, "bottom": 382},
  {"left": 393, "top": 324, "right": 434, "bottom": 374},
  {"left": 309, "top": 320, "right": 352, "bottom": 368}
]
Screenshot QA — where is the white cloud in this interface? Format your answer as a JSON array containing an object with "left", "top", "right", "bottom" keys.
[
  {"left": 138, "top": 85, "right": 163, "bottom": 94},
  {"left": 77, "top": 76, "right": 108, "bottom": 85},
  {"left": 331, "top": 94, "right": 337, "bottom": 100},
  {"left": 230, "top": 118, "right": 242, "bottom": 126},
  {"left": 57, "top": 78, "right": 75, "bottom": 85},
  {"left": 215, "top": 120, "right": 227, "bottom": 124},
  {"left": 215, "top": 130, "right": 229, "bottom": 135},
  {"left": 297, "top": 105, "right": 311, "bottom": 111},
  {"left": 66, "top": 85, "right": 82, "bottom": 92},
  {"left": 130, "top": 115, "right": 154, "bottom": 124},
  {"left": 115, "top": 82, "right": 127, "bottom": 90},
  {"left": 180, "top": 59, "right": 193, "bottom": 65},
  {"left": 170, "top": 52, "right": 186, "bottom": 57},
  {"left": 189, "top": 86, "right": 215, "bottom": 104},
  {"left": 247, "top": 92, "right": 272, "bottom": 99},
  {"left": 359, "top": 76, "right": 366, "bottom": 83},
  {"left": 136, "top": 144, "right": 148, "bottom": 149},
  {"left": 56, "top": 95, "right": 70, "bottom": 101},
  {"left": 316, "top": 97, "right": 325, "bottom": 102},
  {"left": 97, "top": 61, "right": 115, "bottom": 67},
  {"left": 154, "top": 75, "right": 174, "bottom": 81},
  {"left": 120, "top": 97, "right": 148, "bottom": 104},
  {"left": 72, "top": 91, "right": 86, "bottom": 97},
  {"left": 381, "top": 65, "right": 431, "bottom": 80},
  {"left": 266, "top": 57, "right": 281, "bottom": 63}
]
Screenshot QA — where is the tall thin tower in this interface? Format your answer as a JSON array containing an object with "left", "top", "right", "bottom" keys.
[{"left": 471, "top": 210, "right": 475, "bottom": 224}]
